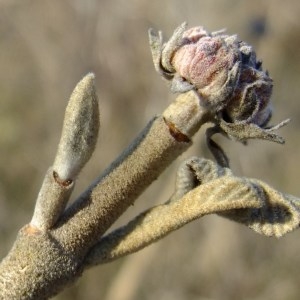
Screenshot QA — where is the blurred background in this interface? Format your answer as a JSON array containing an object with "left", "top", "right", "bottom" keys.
[{"left": 0, "top": 0, "right": 300, "bottom": 299}]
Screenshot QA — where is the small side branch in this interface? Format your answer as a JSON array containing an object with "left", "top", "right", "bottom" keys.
[
  {"left": 30, "top": 73, "right": 99, "bottom": 231},
  {"left": 84, "top": 158, "right": 300, "bottom": 267}
]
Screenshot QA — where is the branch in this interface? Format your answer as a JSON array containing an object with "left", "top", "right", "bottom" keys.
[
  {"left": 0, "top": 76, "right": 209, "bottom": 299},
  {"left": 83, "top": 158, "right": 300, "bottom": 266}
]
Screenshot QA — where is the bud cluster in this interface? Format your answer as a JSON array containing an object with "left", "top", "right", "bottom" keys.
[{"left": 149, "top": 23, "right": 289, "bottom": 166}]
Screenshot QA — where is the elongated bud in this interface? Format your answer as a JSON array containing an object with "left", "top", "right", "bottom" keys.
[
  {"left": 31, "top": 74, "right": 99, "bottom": 230},
  {"left": 53, "top": 73, "right": 99, "bottom": 181}
]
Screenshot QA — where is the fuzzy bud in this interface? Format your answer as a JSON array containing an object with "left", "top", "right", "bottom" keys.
[
  {"left": 149, "top": 23, "right": 289, "bottom": 152},
  {"left": 172, "top": 27, "right": 241, "bottom": 112},
  {"left": 53, "top": 73, "right": 99, "bottom": 181}
]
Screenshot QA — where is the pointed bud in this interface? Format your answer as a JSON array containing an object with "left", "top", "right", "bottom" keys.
[{"left": 53, "top": 73, "right": 99, "bottom": 181}]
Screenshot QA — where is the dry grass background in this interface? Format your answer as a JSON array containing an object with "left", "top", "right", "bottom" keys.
[{"left": 0, "top": 0, "right": 300, "bottom": 299}]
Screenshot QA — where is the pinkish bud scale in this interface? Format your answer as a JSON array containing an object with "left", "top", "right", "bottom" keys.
[{"left": 149, "top": 23, "right": 289, "bottom": 167}]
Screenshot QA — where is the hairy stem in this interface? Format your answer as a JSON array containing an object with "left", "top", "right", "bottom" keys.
[
  {"left": 0, "top": 91, "right": 209, "bottom": 299},
  {"left": 53, "top": 91, "right": 209, "bottom": 256}
]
